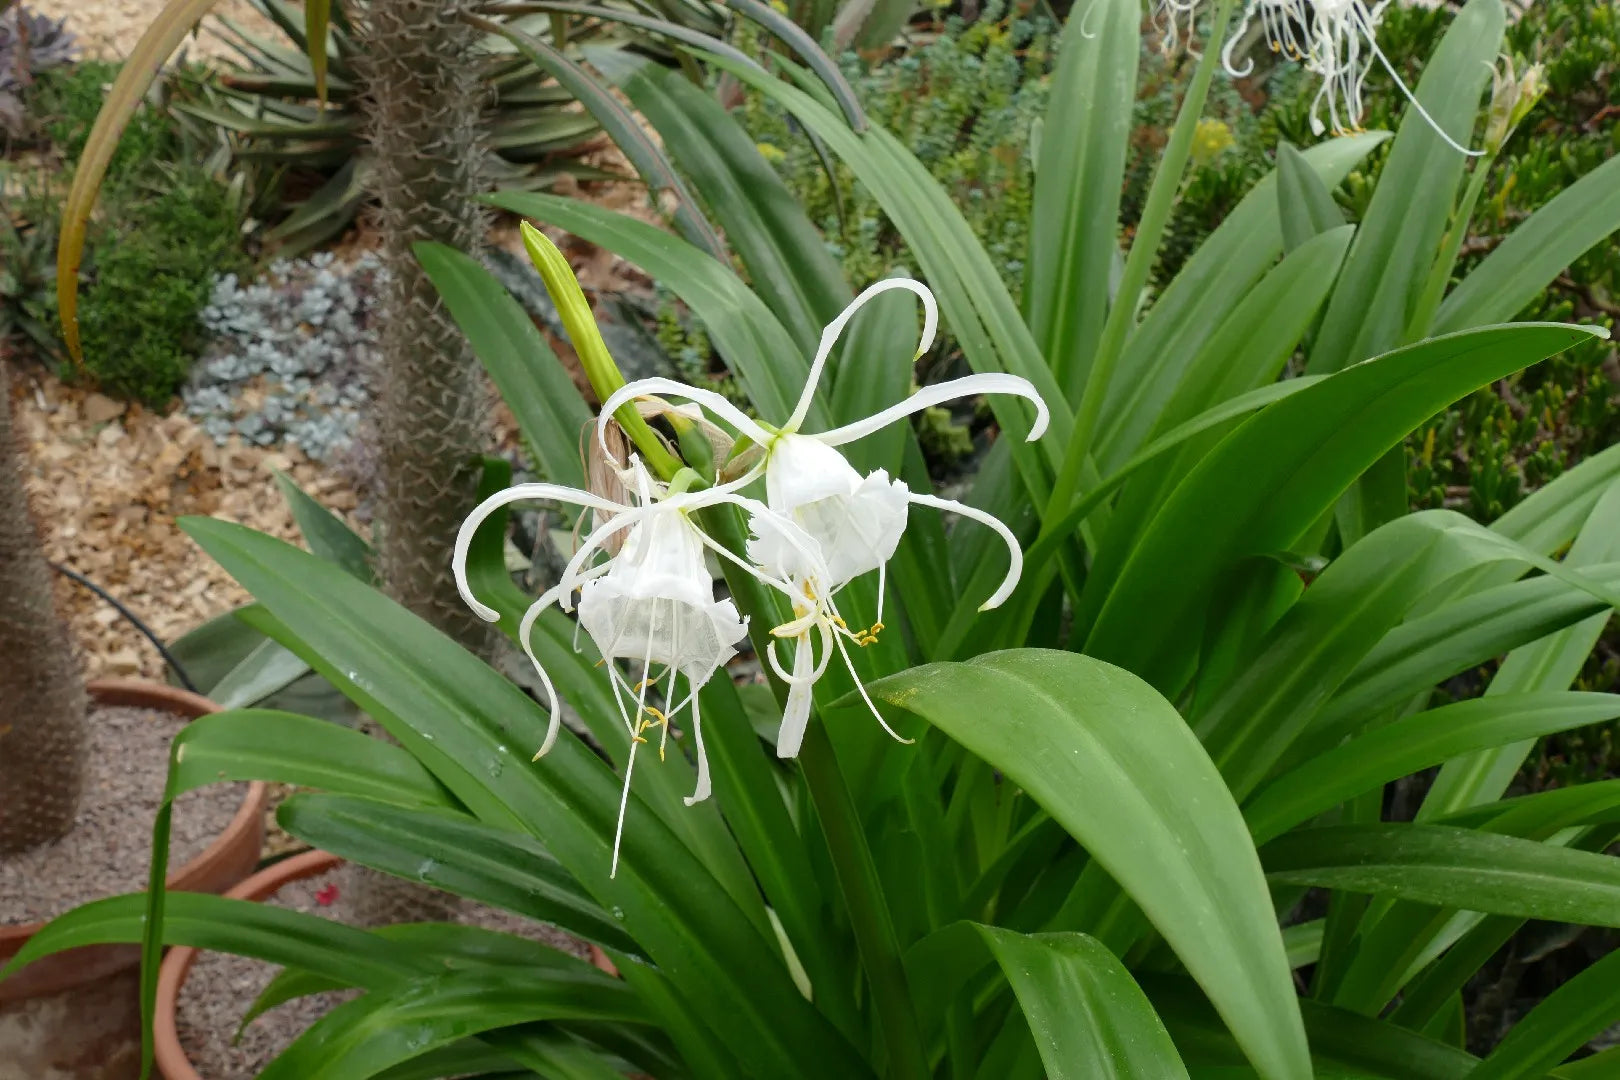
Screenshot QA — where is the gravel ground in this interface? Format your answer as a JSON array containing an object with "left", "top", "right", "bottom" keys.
[
  {"left": 177, "top": 865, "right": 592, "bottom": 1078},
  {"left": 31, "top": 0, "right": 275, "bottom": 63},
  {"left": 0, "top": 705, "right": 246, "bottom": 926}
]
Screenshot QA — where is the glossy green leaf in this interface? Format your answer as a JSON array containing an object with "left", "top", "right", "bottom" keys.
[
  {"left": 257, "top": 968, "right": 647, "bottom": 1080},
  {"left": 1026, "top": 0, "right": 1138, "bottom": 399},
  {"left": 591, "top": 47, "right": 849, "bottom": 356},
  {"left": 1435, "top": 153, "right": 1620, "bottom": 334},
  {"left": 1096, "top": 134, "right": 1385, "bottom": 470},
  {"left": 415, "top": 242, "right": 591, "bottom": 489},
  {"left": 1307, "top": 0, "right": 1503, "bottom": 375},
  {"left": 180, "top": 518, "right": 868, "bottom": 1079},
  {"left": 1276, "top": 142, "right": 1346, "bottom": 254},
  {"left": 1245, "top": 693, "right": 1620, "bottom": 844},
  {"left": 979, "top": 927, "right": 1189, "bottom": 1079},
  {"left": 171, "top": 710, "right": 456, "bottom": 809},
  {"left": 277, "top": 793, "right": 636, "bottom": 953},
  {"left": 1421, "top": 477, "right": 1620, "bottom": 816},
  {"left": 871, "top": 650, "right": 1309, "bottom": 1080},
  {"left": 273, "top": 469, "right": 375, "bottom": 583},
  {"left": 1083, "top": 323, "right": 1604, "bottom": 696},
  {"left": 1263, "top": 824, "right": 1620, "bottom": 925}
]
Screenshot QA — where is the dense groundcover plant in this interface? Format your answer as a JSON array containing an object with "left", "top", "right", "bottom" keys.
[{"left": 12, "top": 0, "right": 1620, "bottom": 1076}]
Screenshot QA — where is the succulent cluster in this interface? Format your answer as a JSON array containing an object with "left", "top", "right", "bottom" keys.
[
  {"left": 184, "top": 253, "right": 384, "bottom": 462},
  {"left": 0, "top": 5, "right": 77, "bottom": 136}
]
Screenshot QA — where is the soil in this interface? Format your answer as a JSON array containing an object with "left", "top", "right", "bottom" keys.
[
  {"left": 0, "top": 705, "right": 246, "bottom": 926},
  {"left": 176, "top": 865, "right": 591, "bottom": 1078}
]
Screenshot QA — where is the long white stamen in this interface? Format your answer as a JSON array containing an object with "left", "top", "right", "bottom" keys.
[
  {"left": 612, "top": 736, "right": 640, "bottom": 879},
  {"left": 833, "top": 630, "right": 913, "bottom": 746}
]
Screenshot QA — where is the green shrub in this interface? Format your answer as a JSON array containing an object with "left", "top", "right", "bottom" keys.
[{"left": 16, "top": 61, "right": 249, "bottom": 404}]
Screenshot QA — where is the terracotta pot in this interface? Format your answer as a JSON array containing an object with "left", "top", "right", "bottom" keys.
[
  {"left": 0, "top": 680, "right": 269, "bottom": 1003},
  {"left": 153, "top": 849, "right": 339, "bottom": 1080}
]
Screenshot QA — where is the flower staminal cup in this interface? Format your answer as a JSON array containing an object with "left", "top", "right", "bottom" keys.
[
  {"left": 598, "top": 278, "right": 1050, "bottom": 757},
  {"left": 452, "top": 456, "right": 810, "bottom": 875}
]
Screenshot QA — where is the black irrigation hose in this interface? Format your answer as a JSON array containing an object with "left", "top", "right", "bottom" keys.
[{"left": 50, "top": 561, "right": 200, "bottom": 694}]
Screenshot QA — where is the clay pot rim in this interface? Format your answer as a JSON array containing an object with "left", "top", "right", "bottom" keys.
[
  {"left": 153, "top": 848, "right": 340, "bottom": 1080},
  {"left": 0, "top": 678, "right": 269, "bottom": 950}
]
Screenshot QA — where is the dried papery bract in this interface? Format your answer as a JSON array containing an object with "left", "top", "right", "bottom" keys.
[{"left": 0, "top": 359, "right": 87, "bottom": 855}]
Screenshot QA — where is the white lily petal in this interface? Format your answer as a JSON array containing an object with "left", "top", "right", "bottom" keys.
[
  {"left": 786, "top": 277, "right": 940, "bottom": 432},
  {"left": 598, "top": 377, "right": 775, "bottom": 460},
  {"left": 454, "top": 483, "right": 627, "bottom": 622},
  {"left": 910, "top": 492, "right": 1025, "bottom": 611},
  {"left": 812, "top": 373, "right": 1051, "bottom": 448},
  {"left": 517, "top": 581, "right": 569, "bottom": 759},
  {"left": 775, "top": 634, "right": 818, "bottom": 759},
  {"left": 683, "top": 695, "right": 711, "bottom": 806}
]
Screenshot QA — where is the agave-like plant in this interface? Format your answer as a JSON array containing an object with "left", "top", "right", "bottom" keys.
[{"left": 15, "top": 0, "right": 1620, "bottom": 1076}]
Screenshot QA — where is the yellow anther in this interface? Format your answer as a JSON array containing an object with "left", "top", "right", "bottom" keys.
[
  {"left": 633, "top": 677, "right": 658, "bottom": 692},
  {"left": 643, "top": 706, "right": 668, "bottom": 726},
  {"left": 632, "top": 734, "right": 648, "bottom": 745},
  {"left": 594, "top": 657, "right": 607, "bottom": 668},
  {"left": 832, "top": 615, "right": 847, "bottom": 628}
]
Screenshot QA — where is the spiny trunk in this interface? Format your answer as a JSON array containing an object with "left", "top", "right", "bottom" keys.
[
  {"left": 351, "top": 0, "right": 490, "bottom": 925},
  {"left": 0, "top": 360, "right": 87, "bottom": 855}
]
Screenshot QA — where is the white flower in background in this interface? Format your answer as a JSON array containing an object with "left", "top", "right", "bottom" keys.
[
  {"left": 598, "top": 278, "right": 1049, "bottom": 758},
  {"left": 1158, "top": 0, "right": 1480, "bottom": 155},
  {"left": 452, "top": 456, "right": 824, "bottom": 875}
]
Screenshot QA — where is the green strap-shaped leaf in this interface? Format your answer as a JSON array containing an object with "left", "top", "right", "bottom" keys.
[
  {"left": 1276, "top": 142, "right": 1347, "bottom": 254},
  {"left": 590, "top": 47, "right": 849, "bottom": 357},
  {"left": 181, "top": 519, "right": 869, "bottom": 1080},
  {"left": 978, "top": 927, "right": 1189, "bottom": 1079},
  {"left": 304, "top": 0, "right": 331, "bottom": 104},
  {"left": 1263, "top": 824, "right": 1620, "bottom": 926},
  {"left": 1307, "top": 0, "right": 1504, "bottom": 375},
  {"left": 1245, "top": 693, "right": 1620, "bottom": 844},
  {"left": 277, "top": 793, "right": 637, "bottom": 953},
  {"left": 1083, "top": 323, "right": 1604, "bottom": 697},
  {"left": 1435, "top": 153, "right": 1620, "bottom": 334},
  {"left": 273, "top": 469, "right": 375, "bottom": 582},
  {"left": 871, "top": 650, "right": 1309, "bottom": 1080},
  {"left": 415, "top": 243, "right": 591, "bottom": 489},
  {"left": 1095, "top": 135, "right": 1384, "bottom": 471},
  {"left": 1025, "top": 0, "right": 1138, "bottom": 402},
  {"left": 1422, "top": 477, "right": 1620, "bottom": 815},
  {"left": 256, "top": 968, "right": 648, "bottom": 1080},
  {"left": 171, "top": 710, "right": 456, "bottom": 809}
]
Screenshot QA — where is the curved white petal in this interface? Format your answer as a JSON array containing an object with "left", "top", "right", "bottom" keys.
[
  {"left": 683, "top": 694, "right": 711, "bottom": 806},
  {"left": 454, "top": 483, "right": 627, "bottom": 622},
  {"left": 812, "top": 373, "right": 1051, "bottom": 448},
  {"left": 598, "top": 377, "right": 776, "bottom": 461},
  {"left": 910, "top": 492, "right": 1025, "bottom": 611},
  {"left": 517, "top": 582, "right": 569, "bottom": 760},
  {"left": 786, "top": 277, "right": 940, "bottom": 432}
]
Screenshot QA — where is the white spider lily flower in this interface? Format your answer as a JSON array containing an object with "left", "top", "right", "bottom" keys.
[
  {"left": 452, "top": 456, "right": 813, "bottom": 875},
  {"left": 1163, "top": 0, "right": 1484, "bottom": 155},
  {"left": 597, "top": 279, "right": 1050, "bottom": 756}
]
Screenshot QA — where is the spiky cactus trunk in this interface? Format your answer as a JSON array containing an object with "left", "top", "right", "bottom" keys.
[
  {"left": 350, "top": 0, "right": 489, "bottom": 925},
  {"left": 0, "top": 360, "right": 87, "bottom": 856}
]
